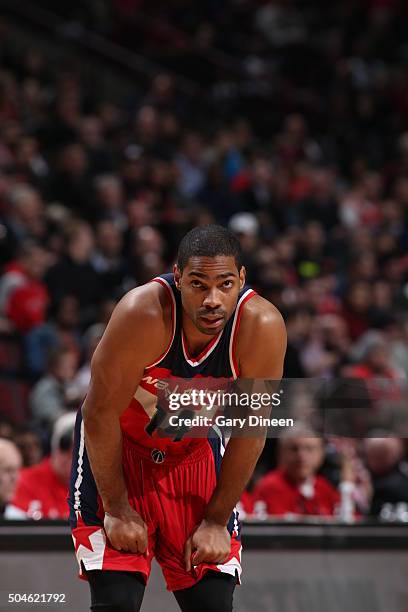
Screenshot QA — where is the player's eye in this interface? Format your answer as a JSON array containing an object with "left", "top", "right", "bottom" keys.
[
  {"left": 191, "top": 280, "right": 203, "bottom": 288},
  {"left": 222, "top": 280, "right": 233, "bottom": 288}
]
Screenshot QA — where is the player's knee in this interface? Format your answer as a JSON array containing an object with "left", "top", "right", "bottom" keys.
[
  {"left": 85, "top": 567, "right": 145, "bottom": 612},
  {"left": 174, "top": 572, "right": 235, "bottom": 612}
]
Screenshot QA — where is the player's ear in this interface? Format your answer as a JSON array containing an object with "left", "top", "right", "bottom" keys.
[
  {"left": 239, "top": 266, "right": 246, "bottom": 290},
  {"left": 173, "top": 264, "right": 182, "bottom": 290}
]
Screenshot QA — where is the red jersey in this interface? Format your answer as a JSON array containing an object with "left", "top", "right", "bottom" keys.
[
  {"left": 12, "top": 457, "right": 69, "bottom": 519},
  {"left": 119, "top": 273, "right": 256, "bottom": 455},
  {"left": 252, "top": 468, "right": 340, "bottom": 517}
]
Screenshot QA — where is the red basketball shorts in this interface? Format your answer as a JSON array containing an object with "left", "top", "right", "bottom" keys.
[{"left": 69, "top": 410, "right": 242, "bottom": 591}]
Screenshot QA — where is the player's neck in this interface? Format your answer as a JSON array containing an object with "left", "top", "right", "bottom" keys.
[{"left": 182, "top": 312, "right": 219, "bottom": 357}]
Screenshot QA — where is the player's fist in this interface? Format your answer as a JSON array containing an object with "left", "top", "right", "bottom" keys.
[
  {"left": 104, "top": 504, "right": 148, "bottom": 555},
  {"left": 184, "top": 519, "right": 231, "bottom": 572}
]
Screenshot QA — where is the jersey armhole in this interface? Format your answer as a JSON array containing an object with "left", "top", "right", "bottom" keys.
[
  {"left": 144, "top": 277, "right": 176, "bottom": 370},
  {"left": 228, "top": 289, "right": 257, "bottom": 378}
]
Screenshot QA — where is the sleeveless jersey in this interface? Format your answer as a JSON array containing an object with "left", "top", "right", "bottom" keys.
[{"left": 119, "top": 273, "right": 256, "bottom": 455}]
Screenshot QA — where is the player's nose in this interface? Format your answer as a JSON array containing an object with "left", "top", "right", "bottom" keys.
[{"left": 202, "top": 287, "right": 222, "bottom": 309}]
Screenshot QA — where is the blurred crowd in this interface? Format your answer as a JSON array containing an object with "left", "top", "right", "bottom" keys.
[{"left": 1, "top": 0, "right": 408, "bottom": 522}]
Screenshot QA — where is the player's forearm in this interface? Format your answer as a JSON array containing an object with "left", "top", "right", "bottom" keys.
[
  {"left": 82, "top": 402, "right": 128, "bottom": 513},
  {"left": 204, "top": 437, "right": 265, "bottom": 526}
]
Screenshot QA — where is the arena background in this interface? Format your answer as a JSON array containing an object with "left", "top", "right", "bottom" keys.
[{"left": 0, "top": 1, "right": 408, "bottom": 610}]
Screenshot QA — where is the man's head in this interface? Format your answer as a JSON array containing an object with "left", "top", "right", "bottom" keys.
[
  {"left": 0, "top": 438, "right": 22, "bottom": 507},
  {"left": 278, "top": 428, "right": 324, "bottom": 484},
  {"left": 66, "top": 221, "right": 94, "bottom": 263},
  {"left": 54, "top": 295, "right": 80, "bottom": 330},
  {"left": 9, "top": 184, "right": 43, "bottom": 227},
  {"left": 47, "top": 347, "right": 78, "bottom": 382},
  {"left": 51, "top": 412, "right": 76, "bottom": 485},
  {"left": 14, "top": 427, "right": 43, "bottom": 467},
  {"left": 363, "top": 437, "right": 404, "bottom": 476},
  {"left": 353, "top": 331, "right": 390, "bottom": 373},
  {"left": 96, "top": 219, "right": 123, "bottom": 258},
  {"left": 18, "top": 239, "right": 49, "bottom": 281},
  {"left": 174, "top": 225, "right": 245, "bottom": 336}
]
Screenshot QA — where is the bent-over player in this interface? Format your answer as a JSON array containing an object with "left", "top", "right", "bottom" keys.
[{"left": 69, "top": 224, "right": 287, "bottom": 611}]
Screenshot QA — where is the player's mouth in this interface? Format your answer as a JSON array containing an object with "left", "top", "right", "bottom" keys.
[{"left": 199, "top": 315, "right": 225, "bottom": 330}]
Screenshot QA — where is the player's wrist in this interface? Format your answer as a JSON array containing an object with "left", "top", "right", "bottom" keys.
[
  {"left": 103, "top": 494, "right": 130, "bottom": 517},
  {"left": 203, "top": 512, "right": 229, "bottom": 528}
]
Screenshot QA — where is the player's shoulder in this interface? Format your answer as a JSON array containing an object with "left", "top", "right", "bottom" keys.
[
  {"left": 235, "top": 294, "right": 287, "bottom": 376},
  {"left": 238, "top": 294, "right": 286, "bottom": 338},
  {"left": 114, "top": 279, "right": 172, "bottom": 327}
]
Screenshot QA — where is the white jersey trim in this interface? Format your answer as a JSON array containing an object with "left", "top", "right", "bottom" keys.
[
  {"left": 145, "top": 276, "right": 177, "bottom": 369},
  {"left": 73, "top": 420, "right": 85, "bottom": 511},
  {"left": 229, "top": 289, "right": 255, "bottom": 379},
  {"left": 181, "top": 328, "right": 224, "bottom": 367}
]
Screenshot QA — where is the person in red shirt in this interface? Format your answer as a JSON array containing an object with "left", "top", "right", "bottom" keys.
[
  {"left": 0, "top": 239, "right": 50, "bottom": 334},
  {"left": 343, "top": 331, "right": 404, "bottom": 404},
  {"left": 11, "top": 412, "right": 76, "bottom": 519},
  {"left": 236, "top": 489, "right": 255, "bottom": 519},
  {"left": 252, "top": 430, "right": 340, "bottom": 517}
]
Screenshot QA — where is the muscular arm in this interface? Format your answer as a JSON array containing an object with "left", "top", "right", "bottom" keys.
[
  {"left": 205, "top": 296, "right": 287, "bottom": 526},
  {"left": 185, "top": 296, "right": 287, "bottom": 569},
  {"left": 82, "top": 284, "right": 169, "bottom": 550}
]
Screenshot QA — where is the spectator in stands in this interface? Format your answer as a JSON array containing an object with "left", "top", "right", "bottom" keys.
[
  {"left": 344, "top": 331, "right": 405, "bottom": 406},
  {"left": 0, "top": 438, "right": 24, "bottom": 518},
  {"left": 363, "top": 437, "right": 408, "bottom": 520},
  {"left": 347, "top": 331, "right": 403, "bottom": 381},
  {"left": 91, "top": 219, "right": 127, "bottom": 298},
  {"left": 80, "top": 115, "right": 112, "bottom": 176},
  {"left": 0, "top": 416, "right": 15, "bottom": 439},
  {"left": 0, "top": 183, "right": 46, "bottom": 265},
  {"left": 24, "top": 294, "right": 81, "bottom": 379},
  {"left": 71, "top": 323, "right": 105, "bottom": 399},
  {"left": 45, "top": 220, "right": 101, "bottom": 323},
  {"left": 341, "top": 282, "right": 373, "bottom": 341},
  {"left": 47, "top": 142, "right": 93, "bottom": 218},
  {"left": 236, "top": 489, "right": 255, "bottom": 520},
  {"left": 175, "top": 131, "right": 206, "bottom": 199},
  {"left": 92, "top": 174, "right": 127, "bottom": 231},
  {"left": 10, "top": 412, "right": 76, "bottom": 519},
  {"left": 13, "top": 426, "right": 43, "bottom": 467},
  {"left": 252, "top": 428, "right": 344, "bottom": 517},
  {"left": 29, "top": 347, "right": 79, "bottom": 430},
  {"left": 128, "top": 225, "right": 165, "bottom": 285},
  {"left": 0, "top": 239, "right": 50, "bottom": 333},
  {"left": 387, "top": 316, "right": 408, "bottom": 379},
  {"left": 283, "top": 305, "right": 313, "bottom": 377}
]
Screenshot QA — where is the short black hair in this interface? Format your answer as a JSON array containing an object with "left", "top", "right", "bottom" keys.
[{"left": 177, "top": 225, "right": 243, "bottom": 271}]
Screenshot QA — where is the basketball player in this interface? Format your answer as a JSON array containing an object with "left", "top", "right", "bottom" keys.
[{"left": 69, "top": 225, "right": 287, "bottom": 611}]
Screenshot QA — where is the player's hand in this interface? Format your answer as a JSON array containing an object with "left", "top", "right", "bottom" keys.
[
  {"left": 104, "top": 503, "right": 148, "bottom": 555},
  {"left": 184, "top": 519, "right": 231, "bottom": 572}
]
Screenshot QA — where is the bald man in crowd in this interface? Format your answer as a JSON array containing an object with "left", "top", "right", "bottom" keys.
[
  {"left": 363, "top": 437, "right": 408, "bottom": 517},
  {"left": 0, "top": 438, "right": 25, "bottom": 519}
]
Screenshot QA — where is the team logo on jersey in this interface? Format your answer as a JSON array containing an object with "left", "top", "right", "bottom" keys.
[{"left": 151, "top": 449, "right": 166, "bottom": 464}]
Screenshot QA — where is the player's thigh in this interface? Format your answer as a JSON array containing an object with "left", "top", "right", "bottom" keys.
[
  {"left": 173, "top": 571, "right": 236, "bottom": 612},
  {"left": 84, "top": 565, "right": 146, "bottom": 612}
]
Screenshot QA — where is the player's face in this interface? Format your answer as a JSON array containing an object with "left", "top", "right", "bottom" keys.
[{"left": 174, "top": 256, "right": 245, "bottom": 336}]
